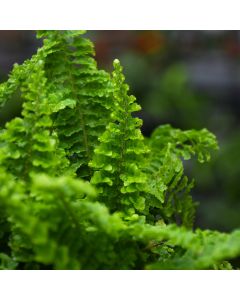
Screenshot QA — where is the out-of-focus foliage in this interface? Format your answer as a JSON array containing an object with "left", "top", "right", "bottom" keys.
[
  {"left": 146, "top": 65, "right": 211, "bottom": 129},
  {"left": 0, "top": 31, "right": 239, "bottom": 270},
  {"left": 193, "top": 131, "right": 240, "bottom": 231}
]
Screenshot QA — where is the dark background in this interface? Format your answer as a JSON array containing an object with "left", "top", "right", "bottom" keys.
[{"left": 1, "top": 30, "right": 240, "bottom": 232}]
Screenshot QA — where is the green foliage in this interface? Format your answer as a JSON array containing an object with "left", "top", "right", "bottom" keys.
[
  {"left": 0, "top": 31, "right": 239, "bottom": 270},
  {"left": 90, "top": 59, "right": 149, "bottom": 215},
  {"left": 0, "top": 58, "right": 69, "bottom": 180},
  {"left": 36, "top": 30, "right": 113, "bottom": 179},
  {"left": 144, "top": 124, "right": 218, "bottom": 228}
]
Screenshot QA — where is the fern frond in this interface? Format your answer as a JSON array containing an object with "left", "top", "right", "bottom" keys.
[
  {"left": 0, "top": 58, "right": 69, "bottom": 180},
  {"left": 145, "top": 144, "right": 196, "bottom": 227},
  {"left": 144, "top": 124, "right": 218, "bottom": 227},
  {"left": 0, "top": 43, "right": 53, "bottom": 111},
  {"left": 150, "top": 124, "right": 218, "bottom": 163},
  {"left": 90, "top": 59, "right": 149, "bottom": 215},
  {"left": 36, "top": 31, "right": 113, "bottom": 178},
  {"left": 144, "top": 225, "right": 240, "bottom": 270},
  {"left": 0, "top": 169, "right": 97, "bottom": 269}
]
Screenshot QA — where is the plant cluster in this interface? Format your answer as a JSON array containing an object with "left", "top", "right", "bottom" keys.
[{"left": 0, "top": 31, "right": 239, "bottom": 270}]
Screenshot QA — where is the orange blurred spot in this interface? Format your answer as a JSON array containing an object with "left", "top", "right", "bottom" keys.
[{"left": 134, "top": 31, "right": 165, "bottom": 54}]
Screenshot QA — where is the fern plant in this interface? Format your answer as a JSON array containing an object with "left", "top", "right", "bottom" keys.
[{"left": 0, "top": 30, "right": 239, "bottom": 270}]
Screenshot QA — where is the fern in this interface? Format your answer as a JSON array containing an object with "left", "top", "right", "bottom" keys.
[
  {"left": 0, "top": 30, "right": 239, "bottom": 270},
  {"left": 144, "top": 124, "right": 218, "bottom": 227},
  {"left": 90, "top": 59, "right": 149, "bottom": 215},
  {"left": 0, "top": 58, "right": 69, "bottom": 180},
  {"left": 36, "top": 31, "right": 113, "bottom": 178}
]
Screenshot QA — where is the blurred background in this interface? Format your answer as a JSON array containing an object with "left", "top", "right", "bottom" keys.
[{"left": 0, "top": 30, "right": 240, "bottom": 232}]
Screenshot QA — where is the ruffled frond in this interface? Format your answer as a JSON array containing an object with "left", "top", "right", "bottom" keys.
[
  {"left": 144, "top": 124, "right": 218, "bottom": 227},
  {"left": 90, "top": 59, "right": 149, "bottom": 215},
  {"left": 144, "top": 225, "right": 240, "bottom": 270},
  {"left": 150, "top": 124, "right": 218, "bottom": 163},
  {"left": 37, "top": 31, "right": 113, "bottom": 178},
  {"left": 0, "top": 58, "right": 69, "bottom": 180}
]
